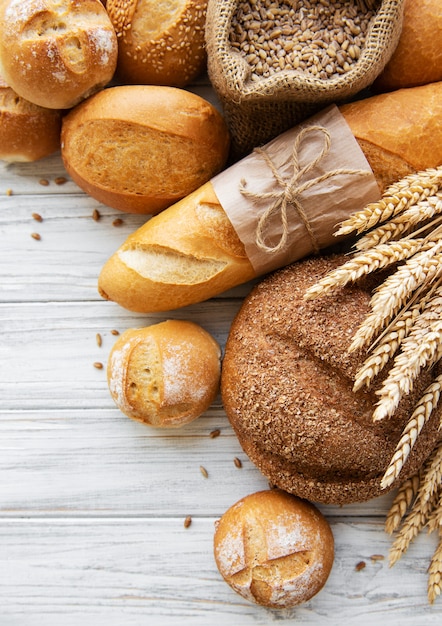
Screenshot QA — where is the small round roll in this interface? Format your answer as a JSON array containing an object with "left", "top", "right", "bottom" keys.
[
  {"left": 214, "top": 490, "right": 334, "bottom": 609},
  {"left": 0, "top": 76, "right": 61, "bottom": 162},
  {"left": 107, "top": 0, "right": 208, "bottom": 87},
  {"left": 61, "top": 85, "right": 230, "bottom": 214},
  {"left": 0, "top": 0, "right": 118, "bottom": 109},
  {"left": 107, "top": 320, "right": 221, "bottom": 428}
]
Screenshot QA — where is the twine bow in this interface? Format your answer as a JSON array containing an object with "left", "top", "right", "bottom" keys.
[{"left": 239, "top": 125, "right": 369, "bottom": 255}]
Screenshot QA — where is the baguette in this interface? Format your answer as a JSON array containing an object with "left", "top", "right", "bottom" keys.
[{"left": 98, "top": 82, "right": 442, "bottom": 313}]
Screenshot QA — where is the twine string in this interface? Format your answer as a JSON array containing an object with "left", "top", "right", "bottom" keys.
[{"left": 239, "top": 125, "right": 370, "bottom": 254}]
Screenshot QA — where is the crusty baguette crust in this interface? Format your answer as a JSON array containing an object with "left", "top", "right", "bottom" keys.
[
  {"left": 98, "top": 182, "right": 255, "bottom": 311},
  {"left": 98, "top": 82, "right": 442, "bottom": 313},
  {"left": 373, "top": 0, "right": 442, "bottom": 91},
  {"left": 340, "top": 82, "right": 442, "bottom": 190}
]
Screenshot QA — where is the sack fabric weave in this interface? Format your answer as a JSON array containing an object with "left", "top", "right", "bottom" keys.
[{"left": 206, "top": 0, "right": 405, "bottom": 157}]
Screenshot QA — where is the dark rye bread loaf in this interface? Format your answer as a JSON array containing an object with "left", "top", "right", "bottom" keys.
[{"left": 221, "top": 254, "right": 442, "bottom": 505}]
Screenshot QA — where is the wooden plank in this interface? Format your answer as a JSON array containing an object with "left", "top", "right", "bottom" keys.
[
  {"left": 0, "top": 405, "right": 399, "bottom": 518},
  {"left": 0, "top": 518, "right": 439, "bottom": 626}
]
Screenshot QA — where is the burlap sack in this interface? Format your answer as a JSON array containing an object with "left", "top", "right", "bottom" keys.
[{"left": 206, "top": 0, "right": 405, "bottom": 158}]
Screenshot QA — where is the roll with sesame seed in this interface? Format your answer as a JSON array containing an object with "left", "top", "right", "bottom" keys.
[{"left": 107, "top": 0, "right": 208, "bottom": 87}]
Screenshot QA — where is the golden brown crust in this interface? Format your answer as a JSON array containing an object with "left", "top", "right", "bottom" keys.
[
  {"left": 0, "top": 79, "right": 61, "bottom": 162},
  {"left": 340, "top": 82, "right": 442, "bottom": 188},
  {"left": 107, "top": 320, "right": 221, "bottom": 427},
  {"left": 61, "top": 86, "right": 230, "bottom": 214},
  {"left": 373, "top": 0, "right": 442, "bottom": 92},
  {"left": 214, "top": 489, "right": 334, "bottom": 608},
  {"left": 107, "top": 0, "right": 208, "bottom": 87},
  {"left": 221, "top": 255, "right": 442, "bottom": 505},
  {"left": 97, "top": 182, "right": 256, "bottom": 312},
  {"left": 0, "top": 0, "right": 118, "bottom": 109}
]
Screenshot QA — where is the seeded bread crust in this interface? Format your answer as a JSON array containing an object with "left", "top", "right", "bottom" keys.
[
  {"left": 107, "top": 0, "right": 208, "bottom": 87},
  {"left": 221, "top": 254, "right": 442, "bottom": 505}
]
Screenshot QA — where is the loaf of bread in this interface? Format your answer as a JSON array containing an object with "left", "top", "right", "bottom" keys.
[
  {"left": 373, "top": 0, "right": 442, "bottom": 92},
  {"left": 214, "top": 489, "right": 334, "bottom": 608},
  {"left": 106, "top": 0, "right": 208, "bottom": 87},
  {"left": 0, "top": 0, "right": 118, "bottom": 109},
  {"left": 0, "top": 76, "right": 62, "bottom": 162},
  {"left": 221, "top": 255, "right": 442, "bottom": 505},
  {"left": 107, "top": 320, "right": 221, "bottom": 428},
  {"left": 61, "top": 85, "right": 230, "bottom": 214},
  {"left": 98, "top": 81, "right": 442, "bottom": 313}
]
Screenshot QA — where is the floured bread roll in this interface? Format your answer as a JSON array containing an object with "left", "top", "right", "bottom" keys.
[
  {"left": 0, "top": 0, "right": 118, "bottom": 109},
  {"left": 107, "top": 320, "right": 221, "bottom": 427},
  {"left": 221, "top": 255, "right": 442, "bottom": 505},
  {"left": 214, "top": 490, "right": 334, "bottom": 608}
]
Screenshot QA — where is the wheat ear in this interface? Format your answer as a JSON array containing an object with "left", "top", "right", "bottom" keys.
[
  {"left": 353, "top": 308, "right": 420, "bottom": 391},
  {"left": 388, "top": 493, "right": 437, "bottom": 567},
  {"left": 385, "top": 473, "right": 421, "bottom": 535},
  {"left": 373, "top": 291, "right": 442, "bottom": 421},
  {"left": 349, "top": 246, "right": 442, "bottom": 352},
  {"left": 428, "top": 529, "right": 442, "bottom": 604},
  {"left": 336, "top": 167, "right": 442, "bottom": 237},
  {"left": 380, "top": 376, "right": 442, "bottom": 489},
  {"left": 304, "top": 239, "right": 424, "bottom": 300},
  {"left": 356, "top": 198, "right": 442, "bottom": 251}
]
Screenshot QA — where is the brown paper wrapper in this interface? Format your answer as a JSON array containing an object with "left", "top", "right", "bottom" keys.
[{"left": 211, "top": 105, "right": 380, "bottom": 275}]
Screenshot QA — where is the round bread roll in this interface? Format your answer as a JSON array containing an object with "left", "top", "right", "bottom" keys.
[
  {"left": 0, "top": 0, "right": 118, "bottom": 109},
  {"left": 61, "top": 85, "right": 230, "bottom": 214},
  {"left": 0, "top": 76, "right": 61, "bottom": 162},
  {"left": 214, "top": 489, "right": 334, "bottom": 609},
  {"left": 221, "top": 255, "right": 442, "bottom": 505},
  {"left": 107, "top": 320, "right": 221, "bottom": 427},
  {"left": 107, "top": 0, "right": 207, "bottom": 87},
  {"left": 373, "top": 0, "right": 442, "bottom": 91}
]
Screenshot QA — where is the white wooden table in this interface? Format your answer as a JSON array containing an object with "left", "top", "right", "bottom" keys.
[{"left": 1, "top": 82, "right": 441, "bottom": 626}]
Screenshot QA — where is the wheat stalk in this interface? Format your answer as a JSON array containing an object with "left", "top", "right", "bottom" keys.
[
  {"left": 388, "top": 492, "right": 437, "bottom": 567},
  {"left": 385, "top": 473, "right": 421, "bottom": 535},
  {"left": 373, "top": 290, "right": 442, "bottom": 421},
  {"left": 335, "top": 167, "right": 442, "bottom": 237},
  {"left": 304, "top": 239, "right": 425, "bottom": 300},
  {"left": 356, "top": 197, "right": 442, "bottom": 251},
  {"left": 428, "top": 529, "right": 442, "bottom": 604},
  {"left": 380, "top": 376, "right": 442, "bottom": 489},
  {"left": 353, "top": 307, "right": 420, "bottom": 391},
  {"left": 349, "top": 247, "right": 442, "bottom": 352}
]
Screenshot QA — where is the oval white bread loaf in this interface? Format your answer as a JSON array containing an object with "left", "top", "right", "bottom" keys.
[
  {"left": 373, "top": 0, "right": 442, "bottom": 92},
  {"left": 107, "top": 320, "right": 221, "bottom": 428},
  {"left": 98, "top": 81, "right": 442, "bottom": 313},
  {"left": 0, "top": 76, "right": 61, "bottom": 162},
  {"left": 61, "top": 85, "right": 230, "bottom": 215},
  {"left": 0, "top": 0, "right": 118, "bottom": 109},
  {"left": 107, "top": 0, "right": 208, "bottom": 87},
  {"left": 214, "top": 490, "right": 334, "bottom": 608}
]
